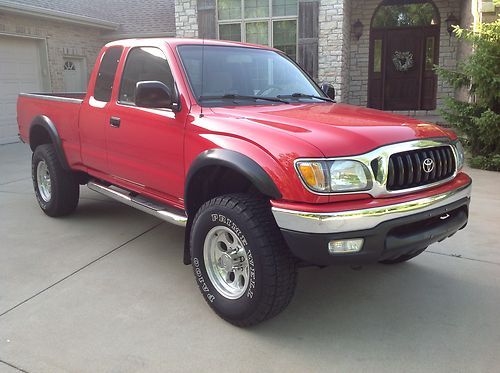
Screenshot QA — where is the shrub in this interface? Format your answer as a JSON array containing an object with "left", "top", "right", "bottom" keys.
[
  {"left": 469, "top": 154, "right": 500, "bottom": 171},
  {"left": 435, "top": 20, "right": 500, "bottom": 171}
]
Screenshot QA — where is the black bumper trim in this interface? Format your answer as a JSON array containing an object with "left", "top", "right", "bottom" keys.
[{"left": 280, "top": 196, "right": 470, "bottom": 266}]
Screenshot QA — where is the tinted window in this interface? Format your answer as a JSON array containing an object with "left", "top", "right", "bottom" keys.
[
  {"left": 119, "top": 47, "right": 174, "bottom": 104},
  {"left": 177, "top": 45, "right": 322, "bottom": 106},
  {"left": 94, "top": 47, "right": 122, "bottom": 102}
]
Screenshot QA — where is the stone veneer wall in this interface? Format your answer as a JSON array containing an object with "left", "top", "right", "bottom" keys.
[
  {"left": 0, "top": 13, "right": 103, "bottom": 92},
  {"left": 175, "top": 0, "right": 199, "bottom": 38},
  {"left": 347, "top": 0, "right": 462, "bottom": 114},
  {"left": 480, "top": 1, "right": 500, "bottom": 23},
  {"left": 318, "top": 0, "right": 351, "bottom": 102}
]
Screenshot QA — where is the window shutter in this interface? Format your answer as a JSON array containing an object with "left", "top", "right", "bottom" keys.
[
  {"left": 197, "top": 0, "right": 217, "bottom": 39},
  {"left": 298, "top": 0, "right": 319, "bottom": 80}
]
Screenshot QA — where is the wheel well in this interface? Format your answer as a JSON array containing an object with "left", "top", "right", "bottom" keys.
[
  {"left": 185, "top": 166, "right": 261, "bottom": 217},
  {"left": 29, "top": 125, "right": 52, "bottom": 151}
]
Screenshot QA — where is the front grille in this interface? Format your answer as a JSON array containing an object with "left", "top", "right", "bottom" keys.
[{"left": 387, "top": 146, "right": 456, "bottom": 191}]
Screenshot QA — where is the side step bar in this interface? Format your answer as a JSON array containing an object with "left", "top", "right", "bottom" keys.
[{"left": 87, "top": 180, "right": 188, "bottom": 227}]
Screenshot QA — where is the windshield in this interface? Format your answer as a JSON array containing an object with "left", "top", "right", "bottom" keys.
[{"left": 177, "top": 45, "right": 326, "bottom": 107}]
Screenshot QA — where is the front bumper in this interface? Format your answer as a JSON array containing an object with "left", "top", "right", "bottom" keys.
[{"left": 272, "top": 182, "right": 471, "bottom": 265}]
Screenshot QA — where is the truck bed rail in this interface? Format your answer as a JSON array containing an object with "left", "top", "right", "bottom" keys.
[{"left": 19, "top": 92, "right": 85, "bottom": 104}]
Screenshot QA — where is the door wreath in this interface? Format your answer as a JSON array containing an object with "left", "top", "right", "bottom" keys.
[{"left": 392, "top": 51, "right": 414, "bottom": 72}]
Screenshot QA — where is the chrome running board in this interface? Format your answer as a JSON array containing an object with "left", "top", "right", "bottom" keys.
[{"left": 87, "top": 180, "right": 187, "bottom": 227}]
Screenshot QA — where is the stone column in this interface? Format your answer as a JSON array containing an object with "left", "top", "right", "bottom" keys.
[
  {"left": 318, "top": 0, "right": 351, "bottom": 102},
  {"left": 175, "top": 0, "right": 199, "bottom": 38}
]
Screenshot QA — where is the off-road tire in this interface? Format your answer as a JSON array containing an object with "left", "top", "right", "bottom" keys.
[
  {"left": 32, "top": 144, "right": 79, "bottom": 217},
  {"left": 190, "top": 193, "right": 297, "bottom": 327}
]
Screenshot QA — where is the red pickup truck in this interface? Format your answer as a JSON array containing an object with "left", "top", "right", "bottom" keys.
[{"left": 18, "top": 38, "right": 471, "bottom": 326}]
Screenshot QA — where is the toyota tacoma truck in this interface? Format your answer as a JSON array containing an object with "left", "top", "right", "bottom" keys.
[{"left": 17, "top": 38, "right": 471, "bottom": 326}]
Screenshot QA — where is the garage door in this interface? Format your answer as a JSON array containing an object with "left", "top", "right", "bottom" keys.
[{"left": 0, "top": 36, "right": 43, "bottom": 144}]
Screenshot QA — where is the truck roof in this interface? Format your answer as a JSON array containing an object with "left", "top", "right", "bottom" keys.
[{"left": 105, "top": 38, "right": 278, "bottom": 52}]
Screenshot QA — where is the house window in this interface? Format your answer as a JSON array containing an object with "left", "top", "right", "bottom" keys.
[
  {"left": 372, "top": 2, "right": 439, "bottom": 29},
  {"left": 425, "top": 36, "right": 435, "bottom": 70},
  {"left": 64, "top": 61, "right": 76, "bottom": 71},
  {"left": 217, "top": 0, "right": 298, "bottom": 60},
  {"left": 373, "top": 39, "right": 382, "bottom": 73}
]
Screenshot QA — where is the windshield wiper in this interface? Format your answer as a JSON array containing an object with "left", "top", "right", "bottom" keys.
[
  {"left": 199, "top": 94, "right": 289, "bottom": 104},
  {"left": 278, "top": 93, "right": 335, "bottom": 102}
]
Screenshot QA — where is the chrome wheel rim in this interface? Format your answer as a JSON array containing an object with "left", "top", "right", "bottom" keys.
[
  {"left": 36, "top": 160, "right": 52, "bottom": 202},
  {"left": 203, "top": 226, "right": 250, "bottom": 299}
]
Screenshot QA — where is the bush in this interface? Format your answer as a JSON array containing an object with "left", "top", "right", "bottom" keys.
[
  {"left": 469, "top": 155, "right": 500, "bottom": 171},
  {"left": 435, "top": 20, "right": 500, "bottom": 171}
]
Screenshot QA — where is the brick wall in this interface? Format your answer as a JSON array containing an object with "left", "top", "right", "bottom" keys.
[
  {"left": 175, "top": 0, "right": 199, "bottom": 38},
  {"left": 347, "top": 0, "right": 462, "bottom": 114},
  {"left": 0, "top": 13, "right": 103, "bottom": 92}
]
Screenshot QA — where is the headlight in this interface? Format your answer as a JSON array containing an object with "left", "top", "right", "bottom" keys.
[
  {"left": 296, "top": 160, "right": 372, "bottom": 193},
  {"left": 329, "top": 160, "right": 371, "bottom": 192},
  {"left": 454, "top": 141, "right": 465, "bottom": 171}
]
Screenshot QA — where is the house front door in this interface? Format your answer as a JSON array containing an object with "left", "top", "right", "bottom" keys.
[
  {"left": 367, "top": 1, "right": 440, "bottom": 111},
  {"left": 384, "top": 29, "right": 423, "bottom": 110}
]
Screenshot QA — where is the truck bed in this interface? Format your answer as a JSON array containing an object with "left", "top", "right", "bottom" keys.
[{"left": 17, "top": 92, "right": 85, "bottom": 166}]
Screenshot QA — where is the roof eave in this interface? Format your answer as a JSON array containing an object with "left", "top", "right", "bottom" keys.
[
  {"left": 0, "top": 0, "right": 118, "bottom": 30},
  {"left": 101, "top": 31, "right": 176, "bottom": 40}
]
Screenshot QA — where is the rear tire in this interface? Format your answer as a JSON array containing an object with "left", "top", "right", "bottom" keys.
[
  {"left": 190, "top": 193, "right": 297, "bottom": 327},
  {"left": 32, "top": 144, "right": 79, "bottom": 217},
  {"left": 379, "top": 248, "right": 427, "bottom": 264}
]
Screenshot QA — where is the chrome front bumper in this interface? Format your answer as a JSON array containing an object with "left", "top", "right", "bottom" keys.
[{"left": 272, "top": 183, "right": 472, "bottom": 234}]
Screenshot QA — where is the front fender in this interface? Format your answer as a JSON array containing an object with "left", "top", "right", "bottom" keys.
[{"left": 186, "top": 148, "right": 282, "bottom": 202}]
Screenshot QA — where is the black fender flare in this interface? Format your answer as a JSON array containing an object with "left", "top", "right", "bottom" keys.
[
  {"left": 29, "top": 115, "right": 70, "bottom": 171},
  {"left": 183, "top": 149, "right": 282, "bottom": 265},
  {"left": 185, "top": 149, "right": 282, "bottom": 211}
]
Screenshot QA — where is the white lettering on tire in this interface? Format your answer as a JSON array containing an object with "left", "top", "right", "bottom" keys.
[{"left": 193, "top": 257, "right": 215, "bottom": 302}]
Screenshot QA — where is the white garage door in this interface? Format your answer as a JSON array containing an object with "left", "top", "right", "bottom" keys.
[{"left": 0, "top": 36, "right": 43, "bottom": 144}]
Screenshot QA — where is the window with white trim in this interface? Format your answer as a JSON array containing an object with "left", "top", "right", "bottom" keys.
[{"left": 217, "top": 0, "right": 298, "bottom": 60}]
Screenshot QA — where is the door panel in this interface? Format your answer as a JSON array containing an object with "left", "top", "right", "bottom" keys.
[
  {"left": 106, "top": 105, "right": 185, "bottom": 202},
  {"left": 106, "top": 46, "right": 185, "bottom": 204},
  {"left": 384, "top": 29, "right": 422, "bottom": 110},
  {"left": 80, "top": 46, "right": 123, "bottom": 174},
  {"left": 63, "top": 58, "right": 87, "bottom": 92}
]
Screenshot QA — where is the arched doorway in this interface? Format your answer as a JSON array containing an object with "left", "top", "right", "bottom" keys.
[{"left": 368, "top": 0, "right": 440, "bottom": 110}]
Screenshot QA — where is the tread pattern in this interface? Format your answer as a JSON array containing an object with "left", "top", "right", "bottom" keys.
[
  {"left": 32, "top": 144, "right": 79, "bottom": 217},
  {"left": 192, "top": 193, "right": 297, "bottom": 327}
]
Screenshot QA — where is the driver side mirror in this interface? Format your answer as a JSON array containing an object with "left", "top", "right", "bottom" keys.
[
  {"left": 321, "top": 82, "right": 336, "bottom": 101},
  {"left": 135, "top": 81, "right": 176, "bottom": 110}
]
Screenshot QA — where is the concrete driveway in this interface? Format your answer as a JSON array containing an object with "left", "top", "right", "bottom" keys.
[{"left": 1, "top": 142, "right": 499, "bottom": 373}]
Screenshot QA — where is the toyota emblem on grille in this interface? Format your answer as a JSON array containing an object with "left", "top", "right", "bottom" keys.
[{"left": 422, "top": 158, "right": 435, "bottom": 173}]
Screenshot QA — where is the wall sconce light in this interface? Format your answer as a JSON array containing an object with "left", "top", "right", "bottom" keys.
[
  {"left": 352, "top": 19, "right": 364, "bottom": 40},
  {"left": 445, "top": 13, "right": 459, "bottom": 36}
]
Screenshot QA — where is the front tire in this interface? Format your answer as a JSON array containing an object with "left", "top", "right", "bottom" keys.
[
  {"left": 32, "top": 144, "right": 79, "bottom": 217},
  {"left": 190, "top": 194, "right": 297, "bottom": 327}
]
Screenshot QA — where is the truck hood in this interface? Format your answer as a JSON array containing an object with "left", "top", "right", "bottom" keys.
[{"left": 209, "top": 103, "right": 454, "bottom": 157}]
